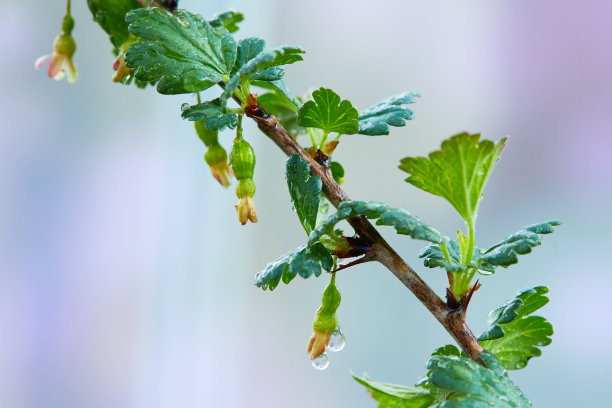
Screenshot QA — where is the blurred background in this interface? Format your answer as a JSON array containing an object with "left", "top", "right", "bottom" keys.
[{"left": 2, "top": 0, "right": 611, "bottom": 407}]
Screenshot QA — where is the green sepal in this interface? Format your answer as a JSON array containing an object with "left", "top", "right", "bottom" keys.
[
  {"left": 358, "top": 92, "right": 419, "bottom": 136},
  {"left": 426, "top": 352, "right": 531, "bottom": 407},
  {"left": 208, "top": 10, "right": 244, "bottom": 33},
  {"left": 480, "top": 221, "right": 562, "bottom": 268},
  {"left": 181, "top": 99, "right": 238, "bottom": 130},
  {"left": 399, "top": 133, "right": 507, "bottom": 224},
  {"left": 125, "top": 8, "right": 237, "bottom": 94},
  {"left": 87, "top": 0, "right": 142, "bottom": 51},
  {"left": 221, "top": 45, "right": 305, "bottom": 104},
  {"left": 479, "top": 286, "right": 553, "bottom": 370},
  {"left": 352, "top": 375, "right": 435, "bottom": 408},
  {"left": 297, "top": 87, "right": 359, "bottom": 136},
  {"left": 254, "top": 243, "right": 333, "bottom": 290},
  {"left": 286, "top": 155, "right": 322, "bottom": 235},
  {"left": 310, "top": 201, "right": 444, "bottom": 246}
]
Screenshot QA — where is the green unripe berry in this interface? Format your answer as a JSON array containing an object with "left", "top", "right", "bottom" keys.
[
  {"left": 204, "top": 144, "right": 228, "bottom": 167},
  {"left": 230, "top": 138, "right": 255, "bottom": 180},
  {"left": 62, "top": 14, "right": 75, "bottom": 35},
  {"left": 54, "top": 33, "right": 76, "bottom": 56}
]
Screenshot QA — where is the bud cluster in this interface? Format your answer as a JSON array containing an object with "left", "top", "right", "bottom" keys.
[{"left": 230, "top": 134, "right": 257, "bottom": 225}]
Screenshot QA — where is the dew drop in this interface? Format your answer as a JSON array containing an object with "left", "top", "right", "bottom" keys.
[
  {"left": 327, "top": 328, "right": 345, "bottom": 352},
  {"left": 312, "top": 353, "right": 329, "bottom": 370}
]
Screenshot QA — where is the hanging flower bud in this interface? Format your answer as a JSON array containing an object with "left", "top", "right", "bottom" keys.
[
  {"left": 35, "top": 13, "right": 78, "bottom": 83},
  {"left": 307, "top": 274, "right": 341, "bottom": 360},
  {"left": 194, "top": 120, "right": 232, "bottom": 188},
  {"left": 230, "top": 137, "right": 257, "bottom": 225},
  {"left": 112, "top": 36, "right": 138, "bottom": 83}
]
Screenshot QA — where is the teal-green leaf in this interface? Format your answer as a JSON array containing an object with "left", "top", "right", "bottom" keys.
[
  {"left": 125, "top": 8, "right": 237, "bottom": 94},
  {"left": 181, "top": 99, "right": 238, "bottom": 130},
  {"left": 221, "top": 46, "right": 305, "bottom": 104},
  {"left": 358, "top": 92, "right": 419, "bottom": 136},
  {"left": 481, "top": 221, "right": 562, "bottom": 268},
  {"left": 87, "top": 0, "right": 142, "bottom": 50},
  {"left": 426, "top": 352, "right": 531, "bottom": 407},
  {"left": 352, "top": 375, "right": 435, "bottom": 408},
  {"left": 297, "top": 88, "right": 359, "bottom": 135},
  {"left": 309, "top": 201, "right": 444, "bottom": 246},
  {"left": 419, "top": 241, "right": 488, "bottom": 273},
  {"left": 479, "top": 287, "right": 553, "bottom": 370},
  {"left": 399, "top": 133, "right": 507, "bottom": 223},
  {"left": 208, "top": 10, "right": 244, "bottom": 33},
  {"left": 254, "top": 243, "right": 333, "bottom": 290},
  {"left": 286, "top": 155, "right": 322, "bottom": 234}
]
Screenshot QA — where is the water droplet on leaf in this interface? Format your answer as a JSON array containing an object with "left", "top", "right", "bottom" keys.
[
  {"left": 327, "top": 327, "right": 345, "bottom": 352},
  {"left": 312, "top": 353, "right": 329, "bottom": 370}
]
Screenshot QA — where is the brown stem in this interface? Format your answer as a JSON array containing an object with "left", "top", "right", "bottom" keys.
[{"left": 244, "top": 103, "right": 484, "bottom": 363}]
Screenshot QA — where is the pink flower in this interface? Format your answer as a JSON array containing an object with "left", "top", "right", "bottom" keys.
[{"left": 35, "top": 14, "right": 77, "bottom": 83}]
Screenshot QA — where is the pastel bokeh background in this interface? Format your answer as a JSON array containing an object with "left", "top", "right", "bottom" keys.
[{"left": 2, "top": 0, "right": 611, "bottom": 407}]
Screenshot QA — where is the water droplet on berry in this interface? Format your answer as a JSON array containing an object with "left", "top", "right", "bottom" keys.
[
  {"left": 312, "top": 353, "right": 329, "bottom": 370},
  {"left": 327, "top": 327, "right": 345, "bottom": 352}
]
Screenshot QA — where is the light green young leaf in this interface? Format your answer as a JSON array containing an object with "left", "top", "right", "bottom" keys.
[
  {"left": 479, "top": 287, "right": 553, "bottom": 370},
  {"left": 254, "top": 243, "right": 333, "bottom": 290},
  {"left": 257, "top": 92, "right": 304, "bottom": 137},
  {"left": 426, "top": 352, "right": 531, "bottom": 407},
  {"left": 352, "top": 375, "right": 435, "bottom": 408},
  {"left": 399, "top": 133, "right": 507, "bottom": 223},
  {"left": 87, "top": 0, "right": 142, "bottom": 50},
  {"left": 286, "top": 155, "right": 322, "bottom": 234},
  {"left": 125, "top": 8, "right": 236, "bottom": 94},
  {"left": 480, "top": 221, "right": 562, "bottom": 268},
  {"left": 180, "top": 99, "right": 238, "bottom": 130},
  {"left": 358, "top": 92, "right": 419, "bottom": 136},
  {"left": 208, "top": 10, "right": 244, "bottom": 33},
  {"left": 419, "top": 241, "right": 488, "bottom": 273},
  {"left": 309, "top": 201, "right": 444, "bottom": 246},
  {"left": 297, "top": 88, "right": 360, "bottom": 135},
  {"left": 221, "top": 46, "right": 305, "bottom": 104},
  {"left": 431, "top": 344, "right": 461, "bottom": 357}
]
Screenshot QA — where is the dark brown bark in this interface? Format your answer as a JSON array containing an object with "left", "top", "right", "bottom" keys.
[{"left": 245, "top": 104, "right": 484, "bottom": 363}]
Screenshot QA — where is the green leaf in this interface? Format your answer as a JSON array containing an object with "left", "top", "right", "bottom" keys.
[
  {"left": 479, "top": 287, "right": 553, "bottom": 370},
  {"left": 254, "top": 243, "right": 333, "bottom": 290},
  {"left": 309, "top": 201, "right": 444, "bottom": 246},
  {"left": 286, "top": 155, "right": 322, "bottom": 234},
  {"left": 87, "top": 0, "right": 142, "bottom": 50},
  {"left": 209, "top": 10, "right": 244, "bottom": 33},
  {"left": 358, "top": 92, "right": 419, "bottom": 136},
  {"left": 330, "top": 161, "right": 345, "bottom": 184},
  {"left": 431, "top": 344, "right": 461, "bottom": 357},
  {"left": 353, "top": 375, "right": 435, "bottom": 408},
  {"left": 426, "top": 352, "right": 531, "bottom": 407},
  {"left": 125, "top": 8, "right": 237, "bottom": 94},
  {"left": 480, "top": 221, "right": 562, "bottom": 268},
  {"left": 221, "top": 46, "right": 305, "bottom": 104},
  {"left": 257, "top": 92, "right": 304, "bottom": 137},
  {"left": 181, "top": 99, "right": 238, "bottom": 130},
  {"left": 297, "top": 88, "right": 359, "bottom": 135},
  {"left": 252, "top": 79, "right": 301, "bottom": 109},
  {"left": 419, "top": 241, "right": 488, "bottom": 273},
  {"left": 399, "top": 133, "right": 507, "bottom": 223}
]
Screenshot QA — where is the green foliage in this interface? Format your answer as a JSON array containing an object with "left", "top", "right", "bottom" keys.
[
  {"left": 358, "top": 92, "right": 419, "bottom": 136},
  {"left": 353, "top": 375, "right": 435, "bottom": 408},
  {"left": 399, "top": 133, "right": 507, "bottom": 224},
  {"left": 286, "top": 155, "right": 322, "bottom": 234},
  {"left": 480, "top": 221, "right": 562, "bottom": 268},
  {"left": 254, "top": 243, "right": 333, "bottom": 290},
  {"left": 427, "top": 352, "right": 531, "bottom": 407},
  {"left": 209, "top": 10, "right": 244, "bottom": 33},
  {"left": 222, "top": 45, "right": 305, "bottom": 104},
  {"left": 257, "top": 92, "right": 304, "bottom": 137},
  {"left": 297, "top": 88, "right": 359, "bottom": 136},
  {"left": 87, "top": 0, "right": 142, "bottom": 50},
  {"left": 125, "top": 8, "right": 236, "bottom": 94},
  {"left": 419, "top": 240, "right": 487, "bottom": 273},
  {"left": 330, "top": 161, "right": 345, "bottom": 184},
  {"left": 430, "top": 344, "right": 461, "bottom": 357},
  {"left": 479, "top": 287, "right": 553, "bottom": 370},
  {"left": 181, "top": 99, "right": 238, "bottom": 130},
  {"left": 310, "top": 200, "right": 444, "bottom": 246},
  {"left": 253, "top": 79, "right": 301, "bottom": 109}
]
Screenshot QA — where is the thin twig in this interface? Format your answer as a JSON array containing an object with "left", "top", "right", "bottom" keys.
[{"left": 244, "top": 100, "right": 484, "bottom": 364}]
